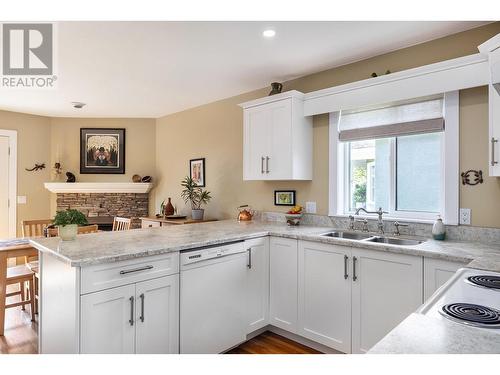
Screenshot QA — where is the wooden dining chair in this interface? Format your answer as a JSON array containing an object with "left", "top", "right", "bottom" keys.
[
  {"left": 112, "top": 217, "right": 132, "bottom": 231},
  {"left": 77, "top": 224, "right": 99, "bottom": 234},
  {"left": 21, "top": 219, "right": 53, "bottom": 237},
  {"left": 4, "top": 263, "right": 35, "bottom": 321}
]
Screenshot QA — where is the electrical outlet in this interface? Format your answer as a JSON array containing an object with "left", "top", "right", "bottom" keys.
[
  {"left": 305, "top": 201, "right": 317, "bottom": 214},
  {"left": 460, "top": 208, "right": 471, "bottom": 225},
  {"left": 17, "top": 196, "right": 26, "bottom": 204}
]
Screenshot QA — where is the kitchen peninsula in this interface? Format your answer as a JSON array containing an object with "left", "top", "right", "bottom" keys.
[{"left": 30, "top": 220, "right": 500, "bottom": 354}]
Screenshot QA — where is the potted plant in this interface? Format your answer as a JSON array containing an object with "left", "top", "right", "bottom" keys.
[
  {"left": 181, "top": 176, "right": 212, "bottom": 220},
  {"left": 53, "top": 209, "right": 88, "bottom": 241}
]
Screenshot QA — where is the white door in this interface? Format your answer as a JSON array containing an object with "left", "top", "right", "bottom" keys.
[
  {"left": 80, "top": 284, "right": 136, "bottom": 354},
  {"left": 0, "top": 136, "right": 10, "bottom": 239},
  {"left": 351, "top": 248, "right": 423, "bottom": 353},
  {"left": 298, "top": 241, "right": 352, "bottom": 353},
  {"left": 243, "top": 106, "right": 271, "bottom": 180},
  {"left": 135, "top": 275, "right": 179, "bottom": 354},
  {"left": 269, "top": 237, "right": 298, "bottom": 333},
  {"left": 245, "top": 237, "right": 270, "bottom": 333},
  {"left": 424, "top": 258, "right": 467, "bottom": 300},
  {"left": 267, "top": 99, "right": 292, "bottom": 180}
]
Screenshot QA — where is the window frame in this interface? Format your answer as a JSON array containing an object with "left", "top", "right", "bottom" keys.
[{"left": 329, "top": 91, "right": 459, "bottom": 224}]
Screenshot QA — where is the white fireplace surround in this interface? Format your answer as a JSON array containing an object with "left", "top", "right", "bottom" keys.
[{"left": 44, "top": 182, "right": 153, "bottom": 194}]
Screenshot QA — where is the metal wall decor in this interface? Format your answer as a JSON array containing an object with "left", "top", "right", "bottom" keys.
[
  {"left": 461, "top": 170, "right": 483, "bottom": 186},
  {"left": 25, "top": 163, "right": 46, "bottom": 172}
]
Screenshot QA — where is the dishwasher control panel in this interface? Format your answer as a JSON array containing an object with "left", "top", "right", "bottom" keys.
[{"left": 180, "top": 241, "right": 245, "bottom": 267}]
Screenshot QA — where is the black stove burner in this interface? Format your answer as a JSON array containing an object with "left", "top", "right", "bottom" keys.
[
  {"left": 467, "top": 275, "right": 500, "bottom": 290},
  {"left": 441, "top": 303, "right": 500, "bottom": 327}
]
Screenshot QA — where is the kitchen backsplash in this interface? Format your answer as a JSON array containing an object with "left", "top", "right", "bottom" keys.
[{"left": 258, "top": 211, "right": 500, "bottom": 244}]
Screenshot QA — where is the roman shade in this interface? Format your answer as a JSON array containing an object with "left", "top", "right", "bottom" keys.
[{"left": 338, "top": 96, "right": 444, "bottom": 142}]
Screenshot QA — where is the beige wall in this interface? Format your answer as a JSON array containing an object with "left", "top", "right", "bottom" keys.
[
  {"left": 0, "top": 110, "right": 52, "bottom": 235},
  {"left": 0, "top": 112, "right": 157, "bottom": 236},
  {"left": 49, "top": 118, "right": 157, "bottom": 216},
  {"left": 155, "top": 22, "right": 500, "bottom": 227}
]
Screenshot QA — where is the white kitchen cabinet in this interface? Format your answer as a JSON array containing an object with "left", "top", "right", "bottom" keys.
[
  {"left": 351, "top": 248, "right": 423, "bottom": 353},
  {"left": 135, "top": 275, "right": 179, "bottom": 354},
  {"left": 245, "top": 237, "right": 270, "bottom": 334},
  {"left": 81, "top": 284, "right": 136, "bottom": 354},
  {"left": 269, "top": 237, "right": 298, "bottom": 333},
  {"left": 488, "top": 84, "right": 500, "bottom": 176},
  {"left": 298, "top": 241, "right": 352, "bottom": 353},
  {"left": 81, "top": 275, "right": 179, "bottom": 354},
  {"left": 240, "top": 90, "right": 313, "bottom": 180},
  {"left": 424, "top": 258, "right": 467, "bottom": 300}
]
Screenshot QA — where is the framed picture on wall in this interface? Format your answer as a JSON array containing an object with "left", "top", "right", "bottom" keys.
[
  {"left": 80, "top": 128, "right": 126, "bottom": 174},
  {"left": 274, "top": 190, "right": 296, "bottom": 206},
  {"left": 190, "top": 158, "right": 205, "bottom": 187}
]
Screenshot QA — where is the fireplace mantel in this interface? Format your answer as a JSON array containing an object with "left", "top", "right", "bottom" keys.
[{"left": 44, "top": 182, "right": 153, "bottom": 194}]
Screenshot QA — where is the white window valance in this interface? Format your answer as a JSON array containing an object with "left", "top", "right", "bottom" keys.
[{"left": 338, "top": 95, "right": 444, "bottom": 142}]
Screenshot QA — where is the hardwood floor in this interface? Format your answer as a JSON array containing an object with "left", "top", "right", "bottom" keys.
[
  {"left": 227, "top": 331, "right": 323, "bottom": 354},
  {"left": 0, "top": 285, "right": 38, "bottom": 354}
]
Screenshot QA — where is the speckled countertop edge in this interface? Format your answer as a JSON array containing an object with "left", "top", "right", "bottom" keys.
[{"left": 29, "top": 219, "right": 500, "bottom": 270}]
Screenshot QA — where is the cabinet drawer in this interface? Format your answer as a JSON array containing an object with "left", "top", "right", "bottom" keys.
[
  {"left": 81, "top": 253, "right": 179, "bottom": 294},
  {"left": 142, "top": 220, "right": 161, "bottom": 228}
]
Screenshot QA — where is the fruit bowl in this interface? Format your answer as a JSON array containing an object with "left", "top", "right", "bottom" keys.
[{"left": 285, "top": 213, "right": 303, "bottom": 226}]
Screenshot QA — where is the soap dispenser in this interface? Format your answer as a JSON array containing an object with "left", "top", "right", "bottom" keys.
[{"left": 432, "top": 215, "right": 446, "bottom": 240}]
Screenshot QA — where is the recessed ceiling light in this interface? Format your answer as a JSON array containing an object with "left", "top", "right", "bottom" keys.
[
  {"left": 262, "top": 29, "right": 276, "bottom": 38},
  {"left": 71, "top": 102, "right": 86, "bottom": 109}
]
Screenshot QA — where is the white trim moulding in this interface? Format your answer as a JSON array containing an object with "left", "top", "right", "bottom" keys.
[{"left": 44, "top": 182, "right": 153, "bottom": 194}]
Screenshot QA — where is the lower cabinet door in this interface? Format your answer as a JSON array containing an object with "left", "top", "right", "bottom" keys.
[
  {"left": 80, "top": 284, "right": 136, "bottom": 354},
  {"left": 245, "top": 237, "right": 270, "bottom": 334},
  {"left": 135, "top": 275, "right": 179, "bottom": 354},
  {"left": 424, "top": 258, "right": 467, "bottom": 300},
  {"left": 351, "top": 248, "right": 423, "bottom": 353},
  {"left": 269, "top": 237, "right": 298, "bottom": 333},
  {"left": 298, "top": 241, "right": 352, "bottom": 353}
]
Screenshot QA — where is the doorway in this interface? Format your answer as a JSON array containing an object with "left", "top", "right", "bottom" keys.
[{"left": 0, "top": 130, "right": 17, "bottom": 240}]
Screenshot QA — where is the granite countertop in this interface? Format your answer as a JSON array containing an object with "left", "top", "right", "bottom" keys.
[
  {"left": 29, "top": 219, "right": 500, "bottom": 269},
  {"left": 368, "top": 313, "right": 500, "bottom": 354}
]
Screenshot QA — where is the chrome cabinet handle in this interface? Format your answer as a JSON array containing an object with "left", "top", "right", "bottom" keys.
[
  {"left": 247, "top": 248, "right": 252, "bottom": 269},
  {"left": 261, "top": 157, "right": 265, "bottom": 173},
  {"left": 139, "top": 293, "right": 145, "bottom": 323},
  {"left": 344, "top": 255, "right": 349, "bottom": 280},
  {"left": 129, "top": 296, "right": 134, "bottom": 326},
  {"left": 266, "top": 156, "right": 270, "bottom": 173},
  {"left": 353, "top": 256, "right": 358, "bottom": 281},
  {"left": 492, "top": 138, "right": 498, "bottom": 166},
  {"left": 119, "top": 265, "right": 153, "bottom": 275}
]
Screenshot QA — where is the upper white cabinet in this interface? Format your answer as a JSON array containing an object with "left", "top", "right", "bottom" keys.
[
  {"left": 479, "top": 34, "right": 500, "bottom": 176},
  {"left": 423, "top": 258, "right": 467, "bottom": 301},
  {"left": 269, "top": 237, "right": 299, "bottom": 333},
  {"left": 351, "top": 248, "right": 423, "bottom": 354},
  {"left": 298, "top": 241, "right": 352, "bottom": 353},
  {"left": 245, "top": 237, "right": 270, "bottom": 334},
  {"left": 240, "top": 90, "right": 313, "bottom": 180}
]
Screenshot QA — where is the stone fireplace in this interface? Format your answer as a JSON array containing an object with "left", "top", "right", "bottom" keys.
[
  {"left": 56, "top": 193, "right": 148, "bottom": 229},
  {"left": 45, "top": 182, "right": 153, "bottom": 230}
]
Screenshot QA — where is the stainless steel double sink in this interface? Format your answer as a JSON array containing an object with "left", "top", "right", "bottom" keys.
[{"left": 320, "top": 231, "right": 425, "bottom": 246}]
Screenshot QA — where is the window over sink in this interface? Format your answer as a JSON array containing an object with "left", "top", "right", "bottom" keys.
[{"left": 330, "top": 92, "right": 459, "bottom": 224}]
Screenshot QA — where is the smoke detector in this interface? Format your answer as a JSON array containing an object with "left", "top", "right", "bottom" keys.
[{"left": 71, "top": 102, "right": 86, "bottom": 109}]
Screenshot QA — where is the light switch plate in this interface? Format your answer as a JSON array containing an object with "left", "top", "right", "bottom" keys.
[
  {"left": 460, "top": 208, "right": 471, "bottom": 225},
  {"left": 17, "top": 196, "right": 26, "bottom": 204},
  {"left": 305, "top": 201, "right": 317, "bottom": 214}
]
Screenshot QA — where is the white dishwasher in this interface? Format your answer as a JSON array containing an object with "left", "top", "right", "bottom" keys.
[{"left": 180, "top": 241, "right": 248, "bottom": 354}]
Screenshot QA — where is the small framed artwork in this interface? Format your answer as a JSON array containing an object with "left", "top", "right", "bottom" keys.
[
  {"left": 190, "top": 158, "right": 206, "bottom": 187},
  {"left": 80, "top": 128, "right": 126, "bottom": 174},
  {"left": 274, "top": 190, "right": 296, "bottom": 206}
]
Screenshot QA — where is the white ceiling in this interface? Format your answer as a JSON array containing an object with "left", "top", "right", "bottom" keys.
[{"left": 0, "top": 21, "right": 488, "bottom": 118}]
